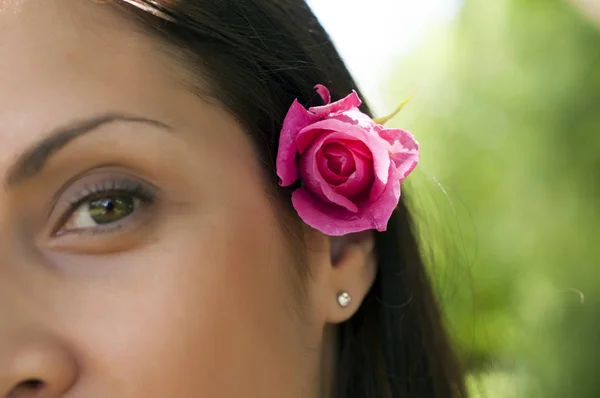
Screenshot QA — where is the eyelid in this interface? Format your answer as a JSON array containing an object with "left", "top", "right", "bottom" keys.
[{"left": 66, "top": 178, "right": 154, "bottom": 211}]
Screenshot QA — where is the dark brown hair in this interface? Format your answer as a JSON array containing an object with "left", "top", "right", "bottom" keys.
[{"left": 116, "top": 1, "right": 467, "bottom": 397}]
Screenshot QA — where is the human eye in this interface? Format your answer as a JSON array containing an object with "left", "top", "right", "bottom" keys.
[
  {"left": 66, "top": 194, "right": 140, "bottom": 232},
  {"left": 51, "top": 170, "right": 158, "bottom": 239}
]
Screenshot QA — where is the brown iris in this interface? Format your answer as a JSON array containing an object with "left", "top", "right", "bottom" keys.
[{"left": 88, "top": 196, "right": 135, "bottom": 225}]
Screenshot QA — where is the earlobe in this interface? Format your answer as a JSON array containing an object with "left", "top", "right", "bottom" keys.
[{"left": 324, "top": 232, "right": 377, "bottom": 324}]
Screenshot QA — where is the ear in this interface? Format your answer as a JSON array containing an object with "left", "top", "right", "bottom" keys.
[{"left": 309, "top": 230, "right": 378, "bottom": 324}]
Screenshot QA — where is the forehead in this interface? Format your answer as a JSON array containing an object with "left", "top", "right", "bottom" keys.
[
  {"left": 0, "top": 0, "right": 179, "bottom": 168},
  {"left": 0, "top": 0, "right": 157, "bottom": 84}
]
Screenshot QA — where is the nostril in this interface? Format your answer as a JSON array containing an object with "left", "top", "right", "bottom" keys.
[{"left": 6, "top": 379, "right": 46, "bottom": 398}]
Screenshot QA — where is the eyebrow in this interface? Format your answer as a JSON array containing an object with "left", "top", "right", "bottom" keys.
[{"left": 6, "top": 114, "right": 170, "bottom": 187}]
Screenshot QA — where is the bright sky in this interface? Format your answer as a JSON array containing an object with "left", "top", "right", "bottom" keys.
[{"left": 306, "top": 0, "right": 464, "bottom": 111}]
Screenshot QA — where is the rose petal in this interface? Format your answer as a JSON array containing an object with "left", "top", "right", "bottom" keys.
[
  {"left": 317, "top": 143, "right": 356, "bottom": 186},
  {"left": 321, "top": 142, "right": 355, "bottom": 177},
  {"left": 317, "top": 149, "right": 349, "bottom": 185},
  {"left": 358, "top": 163, "right": 403, "bottom": 232},
  {"left": 315, "top": 139, "right": 375, "bottom": 197},
  {"left": 333, "top": 109, "right": 377, "bottom": 130},
  {"left": 333, "top": 149, "right": 374, "bottom": 198},
  {"left": 361, "top": 127, "right": 390, "bottom": 191},
  {"left": 375, "top": 126, "right": 419, "bottom": 178},
  {"left": 376, "top": 126, "right": 419, "bottom": 151},
  {"left": 296, "top": 118, "right": 390, "bottom": 195},
  {"left": 314, "top": 84, "right": 331, "bottom": 105},
  {"left": 276, "top": 99, "right": 320, "bottom": 187},
  {"left": 368, "top": 172, "right": 386, "bottom": 203},
  {"left": 336, "top": 136, "right": 372, "bottom": 159},
  {"left": 309, "top": 90, "right": 362, "bottom": 118},
  {"left": 318, "top": 139, "right": 374, "bottom": 198},
  {"left": 299, "top": 134, "right": 359, "bottom": 213},
  {"left": 292, "top": 188, "right": 384, "bottom": 236},
  {"left": 314, "top": 137, "right": 376, "bottom": 198},
  {"left": 292, "top": 165, "right": 403, "bottom": 235},
  {"left": 296, "top": 117, "right": 371, "bottom": 153},
  {"left": 391, "top": 151, "right": 419, "bottom": 180}
]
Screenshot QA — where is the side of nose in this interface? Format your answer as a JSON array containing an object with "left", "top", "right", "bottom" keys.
[{"left": 0, "top": 334, "right": 77, "bottom": 398}]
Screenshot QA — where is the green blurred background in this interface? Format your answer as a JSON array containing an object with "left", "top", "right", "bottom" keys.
[{"left": 382, "top": 0, "right": 600, "bottom": 396}]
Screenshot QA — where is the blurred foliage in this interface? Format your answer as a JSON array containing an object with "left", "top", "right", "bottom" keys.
[{"left": 385, "top": 0, "right": 600, "bottom": 396}]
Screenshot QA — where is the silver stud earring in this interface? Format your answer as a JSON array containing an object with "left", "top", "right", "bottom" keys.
[{"left": 337, "top": 291, "right": 352, "bottom": 308}]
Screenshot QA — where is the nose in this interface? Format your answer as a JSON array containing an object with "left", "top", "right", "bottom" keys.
[{"left": 0, "top": 334, "right": 77, "bottom": 398}]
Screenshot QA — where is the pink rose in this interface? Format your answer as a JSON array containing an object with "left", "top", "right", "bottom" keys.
[{"left": 276, "top": 85, "right": 419, "bottom": 236}]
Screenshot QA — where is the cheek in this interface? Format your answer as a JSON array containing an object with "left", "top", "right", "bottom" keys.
[{"left": 58, "top": 181, "right": 313, "bottom": 396}]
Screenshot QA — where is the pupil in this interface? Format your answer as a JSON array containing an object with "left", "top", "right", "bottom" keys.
[{"left": 104, "top": 201, "right": 115, "bottom": 212}]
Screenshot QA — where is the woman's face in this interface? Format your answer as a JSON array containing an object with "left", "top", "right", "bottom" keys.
[{"left": 0, "top": 1, "right": 378, "bottom": 396}]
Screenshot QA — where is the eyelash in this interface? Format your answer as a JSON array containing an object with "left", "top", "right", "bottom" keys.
[{"left": 55, "top": 178, "right": 156, "bottom": 236}]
